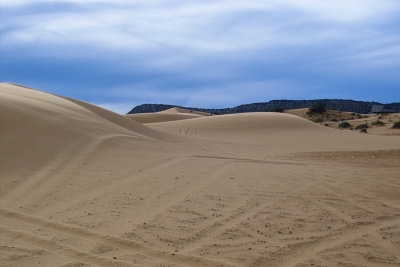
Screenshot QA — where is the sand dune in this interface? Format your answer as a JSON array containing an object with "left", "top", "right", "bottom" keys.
[
  {"left": 126, "top": 113, "right": 203, "bottom": 124},
  {"left": 126, "top": 107, "right": 210, "bottom": 124},
  {"left": 160, "top": 107, "right": 211, "bottom": 116},
  {"left": 1, "top": 83, "right": 400, "bottom": 266},
  {"left": 0, "top": 83, "right": 184, "bottom": 208},
  {"left": 149, "top": 112, "right": 400, "bottom": 153}
]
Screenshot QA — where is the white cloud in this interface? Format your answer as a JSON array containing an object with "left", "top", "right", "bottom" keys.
[
  {"left": 277, "top": 0, "right": 400, "bottom": 23},
  {"left": 3, "top": 0, "right": 400, "bottom": 55}
]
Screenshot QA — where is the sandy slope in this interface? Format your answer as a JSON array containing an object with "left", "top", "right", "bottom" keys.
[
  {"left": 149, "top": 112, "right": 400, "bottom": 153},
  {"left": 126, "top": 107, "right": 210, "bottom": 124},
  {"left": 160, "top": 107, "right": 211, "bottom": 116},
  {"left": 126, "top": 113, "right": 203, "bottom": 124},
  {"left": 1, "top": 83, "right": 400, "bottom": 267}
]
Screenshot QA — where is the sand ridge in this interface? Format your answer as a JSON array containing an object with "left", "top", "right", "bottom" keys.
[
  {"left": 126, "top": 107, "right": 211, "bottom": 124},
  {"left": 1, "top": 83, "right": 400, "bottom": 266},
  {"left": 160, "top": 107, "right": 211, "bottom": 116},
  {"left": 126, "top": 113, "right": 203, "bottom": 124}
]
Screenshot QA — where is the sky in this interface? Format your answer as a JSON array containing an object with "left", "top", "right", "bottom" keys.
[{"left": 1, "top": 0, "right": 400, "bottom": 113}]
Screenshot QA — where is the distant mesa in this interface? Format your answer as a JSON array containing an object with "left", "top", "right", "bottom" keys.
[
  {"left": 371, "top": 104, "right": 396, "bottom": 114},
  {"left": 128, "top": 100, "right": 400, "bottom": 115}
]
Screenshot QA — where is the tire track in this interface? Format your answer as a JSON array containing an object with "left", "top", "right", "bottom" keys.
[
  {"left": 43, "top": 156, "right": 189, "bottom": 215},
  {"left": 281, "top": 217, "right": 400, "bottom": 267},
  {"left": 307, "top": 172, "right": 399, "bottom": 215},
  {"left": 182, "top": 178, "right": 311, "bottom": 252},
  {"left": 0, "top": 208, "right": 234, "bottom": 267},
  {"left": 2, "top": 135, "right": 120, "bottom": 202},
  {"left": 0, "top": 226, "right": 133, "bottom": 267}
]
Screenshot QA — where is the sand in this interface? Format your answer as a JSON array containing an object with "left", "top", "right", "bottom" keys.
[
  {"left": 1, "top": 83, "right": 400, "bottom": 266},
  {"left": 126, "top": 107, "right": 211, "bottom": 124}
]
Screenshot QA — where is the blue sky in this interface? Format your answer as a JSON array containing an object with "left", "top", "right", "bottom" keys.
[{"left": 1, "top": 0, "right": 400, "bottom": 113}]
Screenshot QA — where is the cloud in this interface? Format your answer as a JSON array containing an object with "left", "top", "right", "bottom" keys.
[
  {"left": 277, "top": 0, "right": 400, "bottom": 23},
  {"left": 3, "top": 1, "right": 399, "bottom": 54},
  {"left": 1, "top": 0, "right": 400, "bottom": 107}
]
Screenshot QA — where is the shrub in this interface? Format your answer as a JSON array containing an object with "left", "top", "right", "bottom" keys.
[
  {"left": 360, "top": 128, "right": 368, "bottom": 133},
  {"left": 270, "top": 107, "right": 284, "bottom": 113},
  {"left": 392, "top": 121, "right": 400, "bottom": 129},
  {"left": 330, "top": 118, "right": 338, "bottom": 122},
  {"left": 313, "top": 118, "right": 323, "bottom": 123},
  {"left": 357, "top": 113, "right": 362, "bottom": 119},
  {"left": 371, "top": 120, "right": 385, "bottom": 126},
  {"left": 338, "top": 121, "right": 351, "bottom": 128},
  {"left": 355, "top": 123, "right": 368, "bottom": 129},
  {"left": 309, "top": 102, "right": 326, "bottom": 114},
  {"left": 324, "top": 123, "right": 329, "bottom": 127}
]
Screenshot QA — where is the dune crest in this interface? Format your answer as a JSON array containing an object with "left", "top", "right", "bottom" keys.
[
  {"left": 127, "top": 106, "right": 211, "bottom": 124},
  {"left": 0, "top": 83, "right": 178, "bottom": 198},
  {"left": 160, "top": 107, "right": 211, "bottom": 116}
]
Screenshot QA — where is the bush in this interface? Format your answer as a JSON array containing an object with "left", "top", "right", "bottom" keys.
[
  {"left": 270, "top": 107, "right": 284, "bottom": 112},
  {"left": 360, "top": 128, "right": 368, "bottom": 133},
  {"left": 338, "top": 121, "right": 351, "bottom": 128},
  {"left": 330, "top": 118, "right": 338, "bottom": 122},
  {"left": 313, "top": 118, "right": 323, "bottom": 123},
  {"left": 392, "top": 121, "right": 400, "bottom": 129},
  {"left": 371, "top": 120, "right": 385, "bottom": 126},
  {"left": 309, "top": 102, "right": 326, "bottom": 114},
  {"left": 355, "top": 123, "right": 368, "bottom": 129}
]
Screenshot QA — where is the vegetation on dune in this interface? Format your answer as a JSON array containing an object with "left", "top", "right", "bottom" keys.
[
  {"left": 360, "top": 128, "right": 368, "bottom": 133},
  {"left": 308, "top": 102, "right": 326, "bottom": 114},
  {"left": 355, "top": 123, "right": 369, "bottom": 130},
  {"left": 338, "top": 121, "right": 351, "bottom": 128},
  {"left": 392, "top": 121, "right": 400, "bottom": 129},
  {"left": 270, "top": 107, "right": 284, "bottom": 112},
  {"left": 371, "top": 120, "right": 385, "bottom": 126}
]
